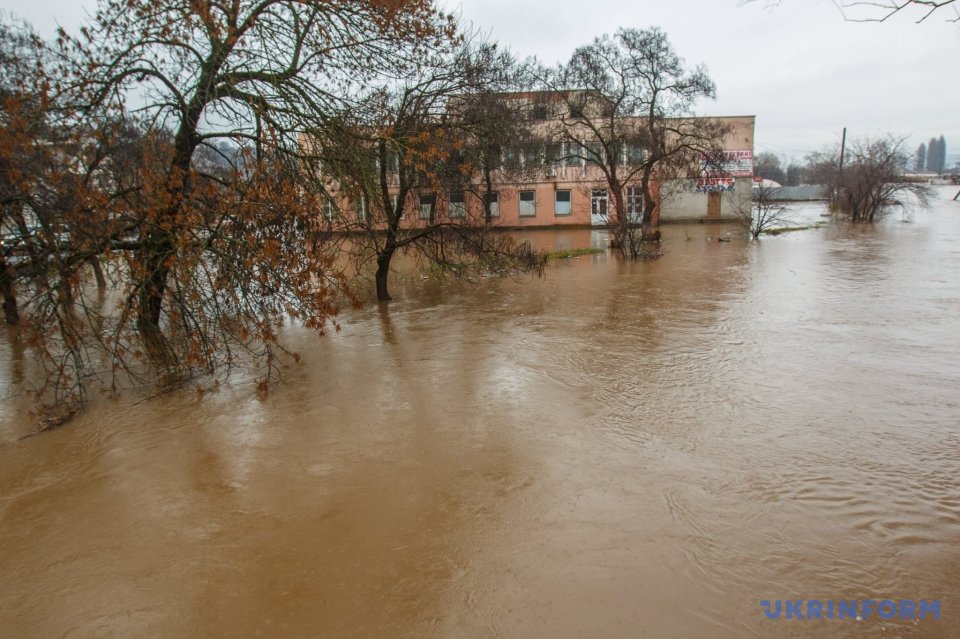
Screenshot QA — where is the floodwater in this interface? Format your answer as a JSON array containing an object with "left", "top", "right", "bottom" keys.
[{"left": 1, "top": 188, "right": 959, "bottom": 638}]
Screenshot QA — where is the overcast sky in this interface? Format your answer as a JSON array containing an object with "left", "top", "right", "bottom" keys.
[{"left": 3, "top": 0, "right": 957, "bottom": 163}]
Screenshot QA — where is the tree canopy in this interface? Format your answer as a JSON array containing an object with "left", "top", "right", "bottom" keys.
[
  {"left": 1, "top": 1, "right": 461, "bottom": 416},
  {"left": 551, "top": 27, "right": 725, "bottom": 258}
]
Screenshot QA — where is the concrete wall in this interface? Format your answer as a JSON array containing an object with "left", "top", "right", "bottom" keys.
[
  {"left": 660, "top": 177, "right": 752, "bottom": 221},
  {"left": 766, "top": 185, "right": 828, "bottom": 201},
  {"left": 657, "top": 114, "right": 756, "bottom": 221}
]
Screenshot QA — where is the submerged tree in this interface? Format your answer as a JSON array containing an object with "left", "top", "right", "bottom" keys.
[
  {"left": 738, "top": 185, "right": 794, "bottom": 238},
  {"left": 67, "top": 0, "right": 455, "bottom": 360},
  {"left": 552, "top": 27, "right": 727, "bottom": 259},
  {"left": 0, "top": 17, "right": 42, "bottom": 326},
  {"left": 451, "top": 67, "right": 541, "bottom": 225},
  {"left": 311, "top": 40, "right": 544, "bottom": 302},
  {"left": 3, "top": 1, "right": 459, "bottom": 414},
  {"left": 808, "top": 135, "right": 932, "bottom": 222}
]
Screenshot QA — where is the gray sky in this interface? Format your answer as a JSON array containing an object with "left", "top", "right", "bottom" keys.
[{"left": 3, "top": 0, "right": 957, "bottom": 163}]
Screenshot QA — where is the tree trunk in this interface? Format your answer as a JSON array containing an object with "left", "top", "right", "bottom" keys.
[
  {"left": 1, "top": 254, "right": 18, "bottom": 326},
  {"left": 375, "top": 246, "right": 395, "bottom": 302},
  {"left": 135, "top": 231, "right": 175, "bottom": 367},
  {"left": 89, "top": 256, "right": 106, "bottom": 291},
  {"left": 641, "top": 164, "right": 658, "bottom": 227},
  {"left": 135, "top": 95, "right": 202, "bottom": 368},
  {"left": 376, "top": 138, "right": 399, "bottom": 302},
  {"left": 484, "top": 167, "right": 495, "bottom": 225},
  {"left": 609, "top": 182, "right": 632, "bottom": 259}
]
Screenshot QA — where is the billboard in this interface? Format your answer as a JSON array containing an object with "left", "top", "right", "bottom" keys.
[
  {"left": 701, "top": 150, "right": 753, "bottom": 178},
  {"left": 695, "top": 177, "right": 736, "bottom": 193}
]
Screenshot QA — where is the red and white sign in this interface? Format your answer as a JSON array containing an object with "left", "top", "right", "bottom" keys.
[
  {"left": 695, "top": 177, "right": 736, "bottom": 193},
  {"left": 701, "top": 150, "right": 753, "bottom": 178}
]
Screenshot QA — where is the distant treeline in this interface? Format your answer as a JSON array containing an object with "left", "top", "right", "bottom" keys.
[{"left": 756, "top": 135, "right": 953, "bottom": 187}]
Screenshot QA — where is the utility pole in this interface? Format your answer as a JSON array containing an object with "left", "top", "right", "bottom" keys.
[
  {"left": 832, "top": 127, "right": 847, "bottom": 209},
  {"left": 838, "top": 127, "right": 846, "bottom": 175}
]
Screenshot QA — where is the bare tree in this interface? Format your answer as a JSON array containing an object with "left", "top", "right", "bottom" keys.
[
  {"left": 838, "top": 0, "right": 958, "bottom": 22},
  {"left": 754, "top": 152, "right": 787, "bottom": 184},
  {"left": 551, "top": 28, "right": 728, "bottom": 259},
  {"left": 749, "top": 0, "right": 958, "bottom": 22},
  {"left": 738, "top": 185, "right": 794, "bottom": 238},
  {"left": 808, "top": 135, "right": 932, "bottom": 221},
  {"left": 449, "top": 63, "right": 541, "bottom": 225},
  {"left": 309, "top": 41, "right": 544, "bottom": 302}
]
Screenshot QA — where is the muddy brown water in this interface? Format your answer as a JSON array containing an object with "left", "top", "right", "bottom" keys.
[{"left": 1, "top": 189, "right": 959, "bottom": 638}]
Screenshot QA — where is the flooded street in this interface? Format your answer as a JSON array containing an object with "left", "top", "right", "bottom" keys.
[{"left": 1, "top": 188, "right": 959, "bottom": 637}]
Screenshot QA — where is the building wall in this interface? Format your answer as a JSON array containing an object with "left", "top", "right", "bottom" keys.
[
  {"left": 481, "top": 113, "right": 757, "bottom": 226},
  {"left": 489, "top": 182, "right": 592, "bottom": 227},
  {"left": 659, "top": 115, "right": 756, "bottom": 221},
  {"left": 661, "top": 177, "right": 752, "bottom": 221}
]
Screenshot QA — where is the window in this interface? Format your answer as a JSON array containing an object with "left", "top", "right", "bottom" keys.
[
  {"left": 355, "top": 196, "right": 367, "bottom": 222},
  {"left": 386, "top": 151, "right": 400, "bottom": 173},
  {"left": 591, "top": 189, "right": 608, "bottom": 219},
  {"left": 555, "top": 190, "right": 572, "bottom": 216},
  {"left": 569, "top": 102, "right": 585, "bottom": 119},
  {"left": 503, "top": 147, "right": 522, "bottom": 170},
  {"left": 519, "top": 144, "right": 543, "bottom": 169},
  {"left": 626, "top": 143, "right": 646, "bottom": 165},
  {"left": 323, "top": 199, "right": 336, "bottom": 221},
  {"left": 626, "top": 187, "right": 643, "bottom": 222},
  {"left": 486, "top": 145, "right": 503, "bottom": 170},
  {"left": 449, "top": 192, "right": 465, "bottom": 218},
  {"left": 484, "top": 192, "right": 500, "bottom": 218},
  {"left": 419, "top": 193, "right": 435, "bottom": 220},
  {"left": 546, "top": 142, "right": 564, "bottom": 169},
  {"left": 576, "top": 140, "right": 588, "bottom": 168},
  {"left": 585, "top": 141, "right": 604, "bottom": 163},
  {"left": 532, "top": 105, "right": 548, "bottom": 120},
  {"left": 519, "top": 190, "right": 536, "bottom": 217}
]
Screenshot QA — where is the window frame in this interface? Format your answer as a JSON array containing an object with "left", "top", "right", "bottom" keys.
[
  {"left": 626, "top": 187, "right": 643, "bottom": 222},
  {"left": 591, "top": 189, "right": 609, "bottom": 218},
  {"left": 449, "top": 191, "right": 466, "bottom": 218},
  {"left": 323, "top": 198, "right": 337, "bottom": 221},
  {"left": 418, "top": 193, "right": 435, "bottom": 220},
  {"left": 554, "top": 189, "right": 572, "bottom": 216},
  {"left": 483, "top": 191, "right": 500, "bottom": 218},
  {"left": 519, "top": 190, "right": 536, "bottom": 217},
  {"left": 355, "top": 195, "right": 367, "bottom": 222}
]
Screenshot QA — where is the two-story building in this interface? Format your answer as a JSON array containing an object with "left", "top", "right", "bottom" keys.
[{"left": 316, "top": 90, "right": 754, "bottom": 229}]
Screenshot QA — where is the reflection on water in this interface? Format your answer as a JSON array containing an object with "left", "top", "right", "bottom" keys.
[{"left": 1, "top": 189, "right": 959, "bottom": 637}]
